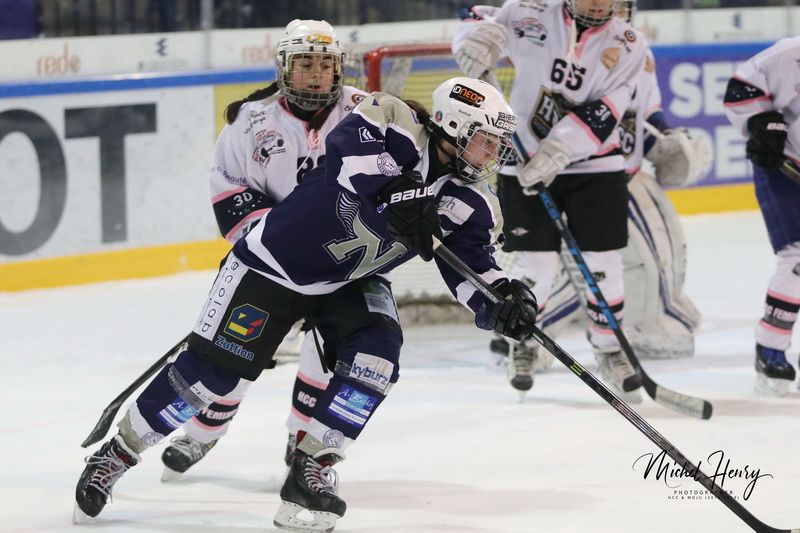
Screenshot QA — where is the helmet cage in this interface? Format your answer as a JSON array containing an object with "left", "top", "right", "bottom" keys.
[
  {"left": 276, "top": 20, "right": 344, "bottom": 111},
  {"left": 566, "top": 0, "right": 614, "bottom": 27},
  {"left": 455, "top": 122, "right": 515, "bottom": 183},
  {"left": 612, "top": 0, "right": 636, "bottom": 22}
]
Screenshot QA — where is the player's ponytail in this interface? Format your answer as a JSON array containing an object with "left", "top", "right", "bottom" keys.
[{"left": 224, "top": 82, "right": 280, "bottom": 124}]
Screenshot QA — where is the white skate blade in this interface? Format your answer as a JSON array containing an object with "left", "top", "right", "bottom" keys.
[
  {"left": 160, "top": 466, "right": 184, "bottom": 482},
  {"left": 72, "top": 502, "right": 90, "bottom": 525},
  {"left": 274, "top": 501, "right": 339, "bottom": 533},
  {"left": 755, "top": 374, "right": 791, "bottom": 397}
]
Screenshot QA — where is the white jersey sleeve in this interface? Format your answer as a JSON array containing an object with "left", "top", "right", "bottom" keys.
[
  {"left": 484, "top": 0, "right": 646, "bottom": 175},
  {"left": 723, "top": 37, "right": 800, "bottom": 163}
]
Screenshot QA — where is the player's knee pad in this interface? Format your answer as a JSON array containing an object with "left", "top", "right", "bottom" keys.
[{"left": 124, "top": 349, "right": 242, "bottom": 448}]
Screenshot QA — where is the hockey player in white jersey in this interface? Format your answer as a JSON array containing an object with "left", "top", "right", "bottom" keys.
[
  {"left": 159, "top": 19, "right": 369, "bottom": 481},
  {"left": 724, "top": 37, "right": 800, "bottom": 396},
  {"left": 454, "top": 0, "right": 647, "bottom": 400},
  {"left": 74, "top": 77, "right": 539, "bottom": 532}
]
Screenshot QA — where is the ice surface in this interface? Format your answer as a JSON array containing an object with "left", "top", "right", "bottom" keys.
[{"left": 2, "top": 210, "right": 798, "bottom": 533}]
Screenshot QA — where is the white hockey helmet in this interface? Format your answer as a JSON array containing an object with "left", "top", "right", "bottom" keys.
[
  {"left": 566, "top": 0, "right": 614, "bottom": 27},
  {"left": 430, "top": 77, "right": 517, "bottom": 183},
  {"left": 613, "top": 0, "right": 636, "bottom": 23},
  {"left": 276, "top": 19, "right": 344, "bottom": 110}
]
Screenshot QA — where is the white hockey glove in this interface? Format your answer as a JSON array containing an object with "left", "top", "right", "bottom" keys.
[
  {"left": 517, "top": 140, "right": 572, "bottom": 195},
  {"left": 646, "top": 128, "right": 711, "bottom": 187},
  {"left": 454, "top": 20, "right": 507, "bottom": 79}
]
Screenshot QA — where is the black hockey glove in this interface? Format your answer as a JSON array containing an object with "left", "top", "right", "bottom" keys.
[
  {"left": 379, "top": 171, "right": 442, "bottom": 262},
  {"left": 485, "top": 278, "right": 538, "bottom": 341},
  {"left": 746, "top": 111, "right": 788, "bottom": 172}
]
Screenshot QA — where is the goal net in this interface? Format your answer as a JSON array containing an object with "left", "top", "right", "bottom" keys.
[{"left": 343, "top": 43, "right": 517, "bottom": 323}]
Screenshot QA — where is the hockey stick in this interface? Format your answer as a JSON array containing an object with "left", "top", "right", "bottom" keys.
[
  {"left": 511, "top": 135, "right": 713, "bottom": 420},
  {"left": 779, "top": 159, "right": 800, "bottom": 185},
  {"left": 80, "top": 335, "right": 188, "bottom": 448},
  {"left": 433, "top": 238, "right": 797, "bottom": 533}
]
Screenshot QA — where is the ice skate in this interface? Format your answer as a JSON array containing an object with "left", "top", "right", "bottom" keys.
[
  {"left": 274, "top": 446, "right": 346, "bottom": 532},
  {"left": 754, "top": 344, "right": 796, "bottom": 397},
  {"left": 594, "top": 349, "right": 643, "bottom": 404},
  {"left": 508, "top": 341, "right": 536, "bottom": 395},
  {"left": 161, "top": 435, "right": 217, "bottom": 481},
  {"left": 73, "top": 434, "right": 140, "bottom": 524}
]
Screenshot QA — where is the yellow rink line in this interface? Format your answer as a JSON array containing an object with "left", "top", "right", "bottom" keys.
[{"left": 0, "top": 183, "right": 759, "bottom": 292}]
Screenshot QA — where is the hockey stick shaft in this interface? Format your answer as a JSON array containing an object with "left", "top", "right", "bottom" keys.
[
  {"left": 779, "top": 159, "right": 800, "bottom": 185},
  {"left": 433, "top": 239, "right": 796, "bottom": 533},
  {"left": 80, "top": 334, "right": 188, "bottom": 448},
  {"left": 510, "top": 134, "right": 712, "bottom": 419}
]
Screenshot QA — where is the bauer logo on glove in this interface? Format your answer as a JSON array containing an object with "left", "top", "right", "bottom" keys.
[{"left": 386, "top": 185, "right": 435, "bottom": 204}]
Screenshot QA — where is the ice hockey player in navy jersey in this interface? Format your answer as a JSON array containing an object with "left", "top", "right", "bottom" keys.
[
  {"left": 159, "top": 19, "right": 372, "bottom": 482},
  {"left": 74, "top": 76, "right": 540, "bottom": 532}
]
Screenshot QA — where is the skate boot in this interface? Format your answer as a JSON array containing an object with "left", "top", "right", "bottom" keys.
[
  {"left": 161, "top": 435, "right": 217, "bottom": 481},
  {"left": 594, "top": 348, "right": 643, "bottom": 404},
  {"left": 508, "top": 341, "right": 536, "bottom": 392},
  {"left": 755, "top": 344, "right": 796, "bottom": 397},
  {"left": 274, "top": 445, "right": 346, "bottom": 532},
  {"left": 73, "top": 434, "right": 140, "bottom": 524}
]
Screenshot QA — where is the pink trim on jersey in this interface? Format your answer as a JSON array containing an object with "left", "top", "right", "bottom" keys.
[
  {"left": 767, "top": 289, "right": 800, "bottom": 305},
  {"left": 188, "top": 417, "right": 226, "bottom": 433},
  {"left": 224, "top": 208, "right": 270, "bottom": 242},
  {"left": 566, "top": 114, "right": 602, "bottom": 147},
  {"left": 589, "top": 324, "right": 616, "bottom": 334},
  {"left": 723, "top": 76, "right": 772, "bottom": 107},
  {"left": 628, "top": 165, "right": 641, "bottom": 175},
  {"left": 759, "top": 319, "right": 793, "bottom": 335},
  {"left": 211, "top": 186, "right": 248, "bottom": 204},
  {"left": 213, "top": 398, "right": 243, "bottom": 407},
  {"left": 297, "top": 371, "right": 328, "bottom": 390},
  {"left": 593, "top": 143, "right": 621, "bottom": 156},
  {"left": 290, "top": 406, "right": 312, "bottom": 423}
]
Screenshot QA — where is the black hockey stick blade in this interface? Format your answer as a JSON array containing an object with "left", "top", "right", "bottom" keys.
[
  {"left": 80, "top": 335, "right": 188, "bottom": 448},
  {"left": 433, "top": 239, "right": 797, "bottom": 533}
]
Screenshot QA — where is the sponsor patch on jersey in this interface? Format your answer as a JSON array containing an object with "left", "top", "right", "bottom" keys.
[
  {"left": 157, "top": 397, "right": 199, "bottom": 430},
  {"left": 349, "top": 353, "right": 394, "bottom": 393},
  {"left": 450, "top": 84, "right": 485, "bottom": 108},
  {"left": 327, "top": 384, "right": 377, "bottom": 427},
  {"left": 223, "top": 304, "right": 268, "bottom": 342},
  {"left": 362, "top": 279, "right": 399, "bottom": 322},
  {"left": 511, "top": 18, "right": 547, "bottom": 44},
  {"left": 352, "top": 93, "right": 366, "bottom": 104},
  {"left": 793, "top": 262, "right": 800, "bottom": 276},
  {"left": 601, "top": 48, "right": 620, "bottom": 69},
  {"left": 253, "top": 130, "right": 286, "bottom": 167},
  {"left": 377, "top": 151, "right": 401, "bottom": 176},
  {"left": 624, "top": 29, "right": 637, "bottom": 42},
  {"left": 438, "top": 195, "right": 475, "bottom": 225}
]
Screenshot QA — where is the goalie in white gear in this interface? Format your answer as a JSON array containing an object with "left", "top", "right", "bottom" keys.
[
  {"left": 160, "top": 19, "right": 368, "bottom": 480},
  {"left": 454, "top": 0, "right": 648, "bottom": 401}
]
